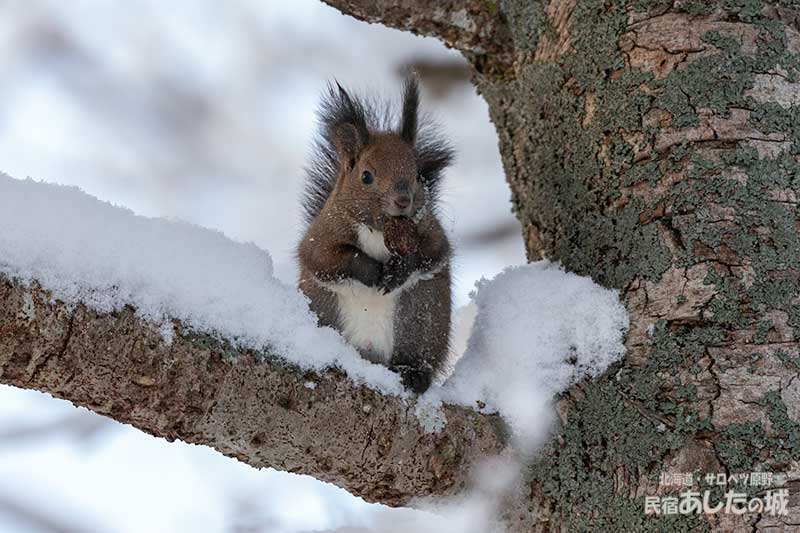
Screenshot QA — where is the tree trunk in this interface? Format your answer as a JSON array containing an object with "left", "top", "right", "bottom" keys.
[{"left": 328, "top": 1, "right": 800, "bottom": 531}]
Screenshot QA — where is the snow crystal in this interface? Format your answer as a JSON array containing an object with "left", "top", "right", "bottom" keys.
[
  {"left": 0, "top": 174, "right": 403, "bottom": 394},
  {"left": 158, "top": 320, "right": 175, "bottom": 345},
  {"left": 440, "top": 261, "right": 629, "bottom": 450},
  {"left": 413, "top": 395, "right": 447, "bottom": 434}
]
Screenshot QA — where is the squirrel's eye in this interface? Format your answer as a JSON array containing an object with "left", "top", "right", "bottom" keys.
[{"left": 361, "top": 170, "right": 374, "bottom": 185}]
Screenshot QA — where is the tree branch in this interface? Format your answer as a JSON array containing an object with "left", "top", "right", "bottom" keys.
[
  {"left": 321, "top": 0, "right": 514, "bottom": 72},
  {"left": 0, "top": 275, "right": 506, "bottom": 506}
]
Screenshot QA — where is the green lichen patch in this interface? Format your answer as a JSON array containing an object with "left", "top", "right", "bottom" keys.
[
  {"left": 717, "top": 390, "right": 800, "bottom": 473},
  {"left": 775, "top": 348, "right": 800, "bottom": 370},
  {"left": 499, "top": 0, "right": 674, "bottom": 289},
  {"left": 530, "top": 378, "right": 702, "bottom": 532}
]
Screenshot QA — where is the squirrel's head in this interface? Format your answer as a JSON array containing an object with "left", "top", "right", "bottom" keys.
[{"left": 317, "top": 76, "right": 453, "bottom": 229}]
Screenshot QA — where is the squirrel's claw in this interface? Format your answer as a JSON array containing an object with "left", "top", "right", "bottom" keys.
[{"left": 378, "top": 269, "right": 402, "bottom": 294}]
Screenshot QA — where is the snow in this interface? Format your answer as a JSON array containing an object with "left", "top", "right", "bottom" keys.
[
  {"left": 0, "top": 173, "right": 403, "bottom": 394},
  {"left": 440, "top": 262, "right": 629, "bottom": 450},
  {"left": 414, "top": 395, "right": 447, "bottom": 434}
]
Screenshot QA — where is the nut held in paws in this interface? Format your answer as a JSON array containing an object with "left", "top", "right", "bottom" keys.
[{"left": 384, "top": 216, "right": 418, "bottom": 255}]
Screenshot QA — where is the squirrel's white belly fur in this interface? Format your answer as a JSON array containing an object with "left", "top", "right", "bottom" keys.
[
  {"left": 328, "top": 279, "right": 398, "bottom": 364},
  {"left": 324, "top": 224, "right": 438, "bottom": 363},
  {"left": 326, "top": 225, "right": 396, "bottom": 363}
]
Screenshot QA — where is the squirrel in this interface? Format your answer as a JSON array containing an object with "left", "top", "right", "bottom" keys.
[{"left": 297, "top": 76, "right": 454, "bottom": 393}]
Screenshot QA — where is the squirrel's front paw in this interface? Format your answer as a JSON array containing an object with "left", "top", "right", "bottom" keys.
[
  {"left": 350, "top": 253, "right": 384, "bottom": 287},
  {"left": 378, "top": 255, "right": 417, "bottom": 294}
]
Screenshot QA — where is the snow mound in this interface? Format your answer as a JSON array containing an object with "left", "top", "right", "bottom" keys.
[
  {"left": 442, "top": 262, "right": 629, "bottom": 448},
  {"left": 0, "top": 174, "right": 402, "bottom": 394}
]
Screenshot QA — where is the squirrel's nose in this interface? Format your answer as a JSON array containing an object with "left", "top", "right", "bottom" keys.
[{"left": 393, "top": 194, "right": 411, "bottom": 210}]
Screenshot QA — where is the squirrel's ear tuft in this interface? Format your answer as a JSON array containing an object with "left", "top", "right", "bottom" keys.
[
  {"left": 399, "top": 74, "right": 419, "bottom": 144},
  {"left": 416, "top": 132, "right": 454, "bottom": 201},
  {"left": 322, "top": 81, "right": 369, "bottom": 165}
]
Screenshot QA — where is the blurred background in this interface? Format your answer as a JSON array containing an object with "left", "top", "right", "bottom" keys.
[{"left": 0, "top": 0, "right": 524, "bottom": 531}]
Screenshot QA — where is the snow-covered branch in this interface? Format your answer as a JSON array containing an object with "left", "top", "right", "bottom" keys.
[{"left": 0, "top": 275, "right": 506, "bottom": 506}]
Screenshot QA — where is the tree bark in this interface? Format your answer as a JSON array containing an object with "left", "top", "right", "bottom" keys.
[
  {"left": 0, "top": 277, "right": 505, "bottom": 507},
  {"left": 326, "top": 0, "right": 800, "bottom": 531}
]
